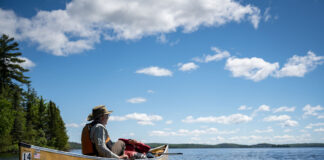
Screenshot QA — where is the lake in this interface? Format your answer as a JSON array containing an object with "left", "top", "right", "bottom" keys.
[{"left": 2, "top": 148, "right": 324, "bottom": 160}]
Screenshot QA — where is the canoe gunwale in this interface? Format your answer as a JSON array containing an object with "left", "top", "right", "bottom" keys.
[{"left": 19, "top": 142, "right": 168, "bottom": 160}]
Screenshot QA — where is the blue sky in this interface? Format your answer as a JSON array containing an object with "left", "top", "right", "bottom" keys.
[{"left": 1, "top": 0, "right": 324, "bottom": 144}]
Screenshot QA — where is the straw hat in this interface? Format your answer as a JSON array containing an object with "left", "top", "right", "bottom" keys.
[{"left": 87, "top": 105, "right": 113, "bottom": 121}]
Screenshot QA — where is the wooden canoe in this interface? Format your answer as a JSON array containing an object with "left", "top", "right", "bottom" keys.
[{"left": 19, "top": 142, "right": 168, "bottom": 160}]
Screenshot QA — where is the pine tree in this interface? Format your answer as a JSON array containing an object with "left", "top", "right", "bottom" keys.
[
  {"left": 24, "top": 87, "right": 39, "bottom": 144},
  {"left": 0, "top": 96, "right": 14, "bottom": 152},
  {"left": 10, "top": 87, "right": 26, "bottom": 151},
  {"left": 0, "top": 34, "right": 30, "bottom": 93},
  {"left": 36, "top": 97, "right": 48, "bottom": 146}
]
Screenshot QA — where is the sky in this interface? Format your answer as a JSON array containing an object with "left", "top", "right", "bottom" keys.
[{"left": 1, "top": 0, "right": 324, "bottom": 145}]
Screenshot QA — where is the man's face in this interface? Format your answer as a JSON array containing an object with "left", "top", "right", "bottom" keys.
[{"left": 102, "top": 114, "right": 110, "bottom": 125}]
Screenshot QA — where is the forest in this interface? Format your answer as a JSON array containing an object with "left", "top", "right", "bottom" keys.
[{"left": 0, "top": 34, "right": 69, "bottom": 153}]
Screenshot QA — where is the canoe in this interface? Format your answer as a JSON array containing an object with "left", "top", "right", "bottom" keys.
[{"left": 19, "top": 142, "right": 168, "bottom": 160}]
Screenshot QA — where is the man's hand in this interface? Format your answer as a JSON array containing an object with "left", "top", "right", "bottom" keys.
[{"left": 119, "top": 154, "right": 128, "bottom": 159}]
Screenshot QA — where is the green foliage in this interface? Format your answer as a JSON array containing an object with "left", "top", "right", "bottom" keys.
[
  {"left": 0, "top": 98, "right": 14, "bottom": 152},
  {"left": 0, "top": 34, "right": 69, "bottom": 153},
  {"left": 0, "top": 34, "right": 30, "bottom": 93}
]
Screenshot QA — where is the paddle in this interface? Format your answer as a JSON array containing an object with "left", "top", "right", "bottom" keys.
[{"left": 157, "top": 152, "right": 183, "bottom": 155}]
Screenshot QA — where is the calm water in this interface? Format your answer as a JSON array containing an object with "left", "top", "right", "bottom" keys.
[{"left": 2, "top": 148, "right": 324, "bottom": 160}]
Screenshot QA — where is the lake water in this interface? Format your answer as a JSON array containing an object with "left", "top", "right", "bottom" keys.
[{"left": 2, "top": 148, "right": 324, "bottom": 160}]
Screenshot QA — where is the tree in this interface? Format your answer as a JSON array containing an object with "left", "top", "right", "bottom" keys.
[
  {"left": 10, "top": 87, "right": 26, "bottom": 150},
  {"left": 0, "top": 97, "right": 14, "bottom": 152},
  {"left": 0, "top": 34, "right": 30, "bottom": 93}
]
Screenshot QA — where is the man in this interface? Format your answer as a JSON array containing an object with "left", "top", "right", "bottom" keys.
[{"left": 82, "top": 105, "right": 128, "bottom": 159}]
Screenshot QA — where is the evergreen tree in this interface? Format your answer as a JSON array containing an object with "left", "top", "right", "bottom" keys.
[
  {"left": 0, "top": 97, "right": 14, "bottom": 152},
  {"left": 36, "top": 97, "right": 48, "bottom": 146},
  {"left": 0, "top": 35, "right": 69, "bottom": 153},
  {"left": 24, "top": 87, "right": 39, "bottom": 144},
  {"left": 0, "top": 34, "right": 30, "bottom": 93},
  {"left": 10, "top": 87, "right": 26, "bottom": 151}
]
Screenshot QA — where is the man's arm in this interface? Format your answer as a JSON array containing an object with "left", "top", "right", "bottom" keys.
[{"left": 92, "top": 125, "right": 119, "bottom": 158}]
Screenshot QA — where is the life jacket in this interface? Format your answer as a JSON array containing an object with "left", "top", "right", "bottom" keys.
[{"left": 81, "top": 122, "right": 111, "bottom": 156}]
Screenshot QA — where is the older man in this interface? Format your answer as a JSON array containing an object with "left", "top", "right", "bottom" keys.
[{"left": 82, "top": 105, "right": 128, "bottom": 159}]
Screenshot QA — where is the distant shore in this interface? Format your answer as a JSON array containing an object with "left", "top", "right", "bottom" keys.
[{"left": 69, "top": 142, "right": 324, "bottom": 150}]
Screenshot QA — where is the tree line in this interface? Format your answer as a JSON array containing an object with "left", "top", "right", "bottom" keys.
[{"left": 0, "top": 34, "right": 69, "bottom": 153}]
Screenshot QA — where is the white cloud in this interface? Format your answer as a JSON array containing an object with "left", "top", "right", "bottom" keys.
[
  {"left": 182, "top": 114, "right": 252, "bottom": 124},
  {"left": 257, "top": 105, "right": 270, "bottom": 112},
  {"left": 254, "top": 127, "right": 273, "bottom": 133},
  {"left": 252, "top": 104, "right": 270, "bottom": 116},
  {"left": 165, "top": 120, "right": 173, "bottom": 125},
  {"left": 263, "top": 7, "right": 271, "bottom": 22},
  {"left": 263, "top": 115, "right": 298, "bottom": 128},
  {"left": 110, "top": 112, "right": 163, "bottom": 125},
  {"left": 318, "top": 115, "right": 324, "bottom": 119},
  {"left": 0, "top": 0, "right": 261, "bottom": 55},
  {"left": 18, "top": 57, "right": 36, "bottom": 69},
  {"left": 303, "top": 104, "right": 323, "bottom": 118},
  {"left": 225, "top": 51, "right": 323, "bottom": 81},
  {"left": 238, "top": 105, "right": 252, "bottom": 110},
  {"left": 150, "top": 128, "right": 239, "bottom": 137},
  {"left": 156, "top": 34, "right": 167, "bottom": 44},
  {"left": 147, "top": 90, "right": 155, "bottom": 94},
  {"left": 178, "top": 62, "right": 199, "bottom": 71},
  {"left": 126, "top": 97, "right": 147, "bottom": 104},
  {"left": 136, "top": 66, "right": 172, "bottom": 77},
  {"left": 263, "top": 115, "right": 291, "bottom": 122},
  {"left": 275, "top": 51, "right": 324, "bottom": 78},
  {"left": 273, "top": 106, "right": 295, "bottom": 113},
  {"left": 305, "top": 123, "right": 324, "bottom": 129},
  {"left": 273, "top": 135, "right": 294, "bottom": 140},
  {"left": 280, "top": 119, "right": 298, "bottom": 127},
  {"left": 225, "top": 57, "right": 279, "bottom": 82},
  {"left": 314, "top": 128, "right": 324, "bottom": 132},
  {"left": 149, "top": 130, "right": 178, "bottom": 137},
  {"left": 284, "top": 129, "right": 291, "bottom": 133},
  {"left": 66, "top": 123, "right": 80, "bottom": 128},
  {"left": 193, "top": 47, "right": 230, "bottom": 63}
]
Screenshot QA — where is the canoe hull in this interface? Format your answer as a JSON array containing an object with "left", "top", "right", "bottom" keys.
[{"left": 19, "top": 143, "right": 168, "bottom": 160}]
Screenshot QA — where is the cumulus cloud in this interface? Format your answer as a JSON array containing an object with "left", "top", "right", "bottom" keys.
[
  {"left": 238, "top": 105, "right": 252, "bottom": 110},
  {"left": 149, "top": 128, "right": 239, "bottom": 137},
  {"left": 225, "top": 51, "right": 323, "bottom": 81},
  {"left": 263, "top": 115, "right": 298, "bottom": 128},
  {"left": 178, "top": 62, "right": 199, "bottom": 71},
  {"left": 136, "top": 66, "right": 172, "bottom": 77},
  {"left": 0, "top": 0, "right": 261, "bottom": 56},
  {"left": 275, "top": 51, "right": 324, "bottom": 78},
  {"left": 110, "top": 113, "right": 162, "bottom": 125},
  {"left": 65, "top": 123, "right": 80, "bottom": 128},
  {"left": 225, "top": 57, "right": 279, "bottom": 82},
  {"left": 263, "top": 115, "right": 291, "bottom": 122},
  {"left": 273, "top": 106, "right": 295, "bottom": 113},
  {"left": 182, "top": 114, "right": 252, "bottom": 124},
  {"left": 147, "top": 90, "right": 155, "bottom": 94},
  {"left": 126, "top": 97, "right": 147, "bottom": 104},
  {"left": 254, "top": 127, "right": 273, "bottom": 133},
  {"left": 280, "top": 119, "right": 298, "bottom": 127},
  {"left": 193, "top": 47, "right": 231, "bottom": 63},
  {"left": 252, "top": 104, "right": 270, "bottom": 116},
  {"left": 18, "top": 57, "right": 36, "bottom": 69},
  {"left": 314, "top": 128, "right": 324, "bottom": 132},
  {"left": 305, "top": 123, "right": 324, "bottom": 129},
  {"left": 303, "top": 104, "right": 323, "bottom": 118},
  {"left": 165, "top": 120, "right": 173, "bottom": 125}
]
